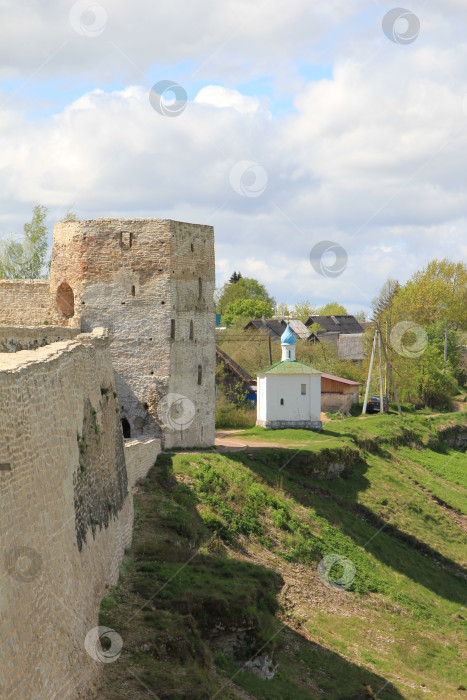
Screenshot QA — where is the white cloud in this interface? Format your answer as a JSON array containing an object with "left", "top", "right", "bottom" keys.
[
  {"left": 0, "top": 0, "right": 466, "bottom": 313},
  {"left": 0, "top": 0, "right": 361, "bottom": 83},
  {"left": 195, "top": 86, "right": 261, "bottom": 115}
]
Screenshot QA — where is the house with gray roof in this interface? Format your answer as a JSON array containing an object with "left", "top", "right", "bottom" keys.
[{"left": 306, "top": 315, "right": 366, "bottom": 361}]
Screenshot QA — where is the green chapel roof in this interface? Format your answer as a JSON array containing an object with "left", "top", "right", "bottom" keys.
[{"left": 258, "top": 360, "right": 322, "bottom": 375}]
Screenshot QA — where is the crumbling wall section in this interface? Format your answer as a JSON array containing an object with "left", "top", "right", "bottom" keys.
[
  {"left": 0, "top": 328, "right": 133, "bottom": 699},
  {"left": 0, "top": 325, "right": 79, "bottom": 352}
]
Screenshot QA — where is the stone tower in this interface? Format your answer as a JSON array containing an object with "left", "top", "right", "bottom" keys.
[{"left": 49, "top": 218, "right": 215, "bottom": 448}]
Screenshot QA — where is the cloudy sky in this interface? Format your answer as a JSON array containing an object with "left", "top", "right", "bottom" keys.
[{"left": 0, "top": 0, "right": 466, "bottom": 314}]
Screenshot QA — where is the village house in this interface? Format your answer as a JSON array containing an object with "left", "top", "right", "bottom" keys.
[
  {"left": 306, "top": 314, "right": 366, "bottom": 362},
  {"left": 321, "top": 373, "right": 361, "bottom": 413},
  {"left": 244, "top": 317, "right": 312, "bottom": 341}
]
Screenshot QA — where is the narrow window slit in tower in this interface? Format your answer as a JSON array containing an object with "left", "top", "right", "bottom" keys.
[{"left": 120, "top": 231, "right": 132, "bottom": 248}]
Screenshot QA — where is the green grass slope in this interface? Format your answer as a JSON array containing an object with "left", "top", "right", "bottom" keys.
[{"left": 98, "top": 413, "right": 467, "bottom": 699}]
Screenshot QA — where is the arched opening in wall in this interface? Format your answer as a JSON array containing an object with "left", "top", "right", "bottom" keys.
[
  {"left": 197, "top": 364, "right": 202, "bottom": 385},
  {"left": 198, "top": 277, "right": 202, "bottom": 300},
  {"left": 121, "top": 418, "right": 131, "bottom": 438},
  {"left": 189, "top": 320, "right": 194, "bottom": 340},
  {"left": 56, "top": 282, "right": 74, "bottom": 318}
]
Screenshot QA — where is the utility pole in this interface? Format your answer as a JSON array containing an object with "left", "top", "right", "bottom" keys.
[
  {"left": 362, "top": 328, "right": 378, "bottom": 415},
  {"left": 363, "top": 324, "right": 402, "bottom": 416},
  {"left": 385, "top": 320, "right": 389, "bottom": 397},
  {"left": 268, "top": 335, "right": 273, "bottom": 365},
  {"left": 378, "top": 330, "right": 384, "bottom": 413}
]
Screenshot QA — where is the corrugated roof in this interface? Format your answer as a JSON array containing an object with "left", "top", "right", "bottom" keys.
[
  {"left": 321, "top": 373, "right": 361, "bottom": 386},
  {"left": 286, "top": 318, "right": 311, "bottom": 339},
  {"left": 243, "top": 319, "right": 285, "bottom": 340},
  {"left": 258, "top": 360, "right": 322, "bottom": 375},
  {"left": 305, "top": 315, "right": 363, "bottom": 334},
  {"left": 244, "top": 318, "right": 312, "bottom": 341}
]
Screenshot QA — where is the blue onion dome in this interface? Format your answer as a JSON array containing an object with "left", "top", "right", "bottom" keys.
[{"left": 281, "top": 323, "right": 296, "bottom": 346}]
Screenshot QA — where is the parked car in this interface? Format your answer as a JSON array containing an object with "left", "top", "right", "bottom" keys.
[{"left": 366, "top": 394, "right": 389, "bottom": 413}]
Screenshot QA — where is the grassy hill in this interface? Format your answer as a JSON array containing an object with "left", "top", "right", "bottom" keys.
[{"left": 98, "top": 413, "right": 466, "bottom": 699}]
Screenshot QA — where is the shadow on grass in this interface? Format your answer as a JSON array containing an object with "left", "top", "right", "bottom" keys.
[
  {"left": 226, "top": 449, "right": 467, "bottom": 606},
  {"left": 99, "top": 456, "right": 403, "bottom": 700}
]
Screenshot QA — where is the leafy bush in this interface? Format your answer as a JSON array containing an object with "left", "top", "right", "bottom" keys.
[{"left": 215, "top": 392, "right": 256, "bottom": 429}]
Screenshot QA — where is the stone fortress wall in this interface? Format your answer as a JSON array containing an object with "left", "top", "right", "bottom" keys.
[
  {"left": 0, "top": 325, "right": 79, "bottom": 352},
  {"left": 0, "top": 279, "right": 51, "bottom": 326},
  {"left": 0, "top": 329, "right": 160, "bottom": 699},
  {"left": 0, "top": 217, "right": 215, "bottom": 698}
]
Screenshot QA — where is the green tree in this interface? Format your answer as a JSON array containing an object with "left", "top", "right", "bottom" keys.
[
  {"left": 392, "top": 327, "right": 458, "bottom": 409},
  {"left": 0, "top": 205, "right": 49, "bottom": 279},
  {"left": 275, "top": 302, "right": 290, "bottom": 317},
  {"left": 217, "top": 275, "right": 274, "bottom": 314},
  {"left": 393, "top": 259, "right": 467, "bottom": 330},
  {"left": 371, "top": 262, "right": 467, "bottom": 406},
  {"left": 308, "top": 322, "right": 324, "bottom": 334},
  {"left": 292, "top": 300, "right": 319, "bottom": 323},
  {"left": 223, "top": 299, "right": 273, "bottom": 326},
  {"left": 372, "top": 279, "right": 401, "bottom": 324},
  {"left": 229, "top": 271, "right": 242, "bottom": 284},
  {"left": 366, "top": 272, "right": 463, "bottom": 408},
  {"left": 319, "top": 302, "right": 348, "bottom": 315}
]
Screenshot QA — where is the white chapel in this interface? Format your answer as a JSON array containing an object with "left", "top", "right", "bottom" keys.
[{"left": 256, "top": 324, "right": 322, "bottom": 430}]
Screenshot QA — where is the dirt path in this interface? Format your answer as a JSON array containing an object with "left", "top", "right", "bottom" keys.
[{"left": 214, "top": 427, "right": 336, "bottom": 451}]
